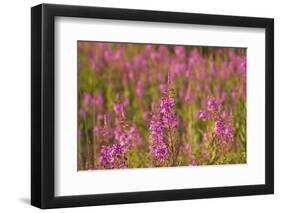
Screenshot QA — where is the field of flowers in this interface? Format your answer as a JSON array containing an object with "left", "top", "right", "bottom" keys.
[{"left": 78, "top": 41, "right": 246, "bottom": 170}]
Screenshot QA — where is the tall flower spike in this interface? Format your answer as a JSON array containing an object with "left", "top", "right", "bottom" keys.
[
  {"left": 160, "top": 72, "right": 178, "bottom": 129},
  {"left": 160, "top": 97, "right": 178, "bottom": 129},
  {"left": 149, "top": 104, "right": 170, "bottom": 165},
  {"left": 213, "top": 119, "right": 225, "bottom": 141}
]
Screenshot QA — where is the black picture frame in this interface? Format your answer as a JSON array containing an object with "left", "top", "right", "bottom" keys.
[{"left": 31, "top": 3, "right": 274, "bottom": 209}]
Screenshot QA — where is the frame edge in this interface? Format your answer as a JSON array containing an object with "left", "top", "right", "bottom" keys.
[
  {"left": 265, "top": 18, "right": 274, "bottom": 194},
  {"left": 31, "top": 4, "right": 43, "bottom": 208}
]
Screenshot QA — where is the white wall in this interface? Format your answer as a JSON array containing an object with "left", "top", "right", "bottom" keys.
[{"left": 0, "top": 0, "right": 279, "bottom": 212}]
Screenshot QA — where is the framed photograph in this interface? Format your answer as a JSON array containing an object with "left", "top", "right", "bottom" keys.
[{"left": 31, "top": 3, "right": 274, "bottom": 209}]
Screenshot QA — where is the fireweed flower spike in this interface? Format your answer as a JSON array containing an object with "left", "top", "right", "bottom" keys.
[
  {"left": 160, "top": 74, "right": 178, "bottom": 129},
  {"left": 199, "top": 97, "right": 231, "bottom": 139},
  {"left": 160, "top": 97, "right": 178, "bottom": 129},
  {"left": 213, "top": 119, "right": 226, "bottom": 141},
  {"left": 149, "top": 105, "right": 170, "bottom": 165},
  {"left": 113, "top": 97, "right": 143, "bottom": 152},
  {"left": 158, "top": 73, "right": 180, "bottom": 165},
  {"left": 99, "top": 144, "right": 128, "bottom": 169}
]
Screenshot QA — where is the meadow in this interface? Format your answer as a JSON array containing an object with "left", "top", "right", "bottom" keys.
[{"left": 77, "top": 41, "right": 246, "bottom": 170}]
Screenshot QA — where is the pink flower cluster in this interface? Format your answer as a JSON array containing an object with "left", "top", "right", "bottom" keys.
[
  {"left": 198, "top": 97, "right": 234, "bottom": 143},
  {"left": 99, "top": 144, "right": 127, "bottom": 169},
  {"left": 160, "top": 96, "right": 178, "bottom": 129},
  {"left": 98, "top": 99, "right": 143, "bottom": 168},
  {"left": 149, "top": 82, "right": 179, "bottom": 166},
  {"left": 149, "top": 108, "right": 170, "bottom": 165}
]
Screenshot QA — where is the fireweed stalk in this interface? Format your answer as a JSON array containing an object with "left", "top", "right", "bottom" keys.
[
  {"left": 149, "top": 76, "right": 180, "bottom": 166},
  {"left": 149, "top": 104, "right": 170, "bottom": 166},
  {"left": 113, "top": 98, "right": 135, "bottom": 152},
  {"left": 160, "top": 85, "right": 180, "bottom": 166},
  {"left": 99, "top": 96, "right": 143, "bottom": 169},
  {"left": 197, "top": 96, "right": 235, "bottom": 163}
]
